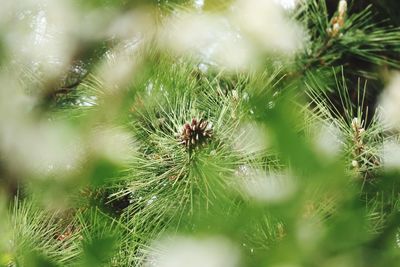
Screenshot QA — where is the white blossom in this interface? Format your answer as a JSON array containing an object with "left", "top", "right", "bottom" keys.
[
  {"left": 145, "top": 235, "right": 240, "bottom": 267},
  {"left": 314, "top": 123, "right": 343, "bottom": 157},
  {"left": 237, "top": 168, "right": 297, "bottom": 203},
  {"left": 379, "top": 73, "right": 400, "bottom": 130},
  {"left": 382, "top": 139, "right": 400, "bottom": 170}
]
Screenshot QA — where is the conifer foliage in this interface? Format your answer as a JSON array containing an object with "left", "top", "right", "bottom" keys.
[{"left": 1, "top": 0, "right": 400, "bottom": 266}]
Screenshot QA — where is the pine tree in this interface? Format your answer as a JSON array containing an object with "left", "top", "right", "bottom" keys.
[{"left": 1, "top": 0, "right": 400, "bottom": 266}]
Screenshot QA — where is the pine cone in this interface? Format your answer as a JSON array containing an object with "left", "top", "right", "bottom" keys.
[{"left": 179, "top": 118, "right": 213, "bottom": 149}]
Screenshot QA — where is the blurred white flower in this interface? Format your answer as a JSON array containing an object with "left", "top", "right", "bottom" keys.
[
  {"left": 274, "top": 0, "right": 299, "bottom": 10},
  {"left": 96, "top": 37, "right": 143, "bottom": 93},
  {"left": 194, "top": 0, "right": 205, "bottom": 10},
  {"left": 231, "top": 0, "right": 304, "bottom": 54},
  {"left": 90, "top": 126, "right": 137, "bottom": 164},
  {"left": 379, "top": 73, "right": 400, "bottom": 130},
  {"left": 160, "top": 0, "right": 304, "bottom": 70},
  {"left": 382, "top": 139, "right": 400, "bottom": 170},
  {"left": 234, "top": 122, "right": 269, "bottom": 154},
  {"left": 0, "top": 0, "right": 13, "bottom": 26},
  {"left": 314, "top": 123, "right": 343, "bottom": 157},
  {"left": 145, "top": 235, "right": 240, "bottom": 267},
  {"left": 33, "top": 9, "right": 47, "bottom": 45},
  {"left": 0, "top": 120, "right": 83, "bottom": 177},
  {"left": 160, "top": 12, "right": 254, "bottom": 70},
  {"left": 105, "top": 8, "right": 156, "bottom": 40},
  {"left": 238, "top": 168, "right": 297, "bottom": 203},
  {"left": 0, "top": 74, "right": 83, "bottom": 177},
  {"left": 5, "top": 0, "right": 80, "bottom": 79},
  {"left": 296, "top": 217, "right": 325, "bottom": 251}
]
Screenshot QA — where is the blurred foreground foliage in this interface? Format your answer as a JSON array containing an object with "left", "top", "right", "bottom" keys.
[{"left": 1, "top": 0, "right": 400, "bottom": 266}]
